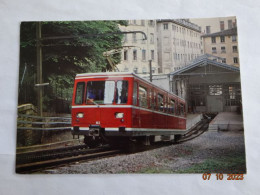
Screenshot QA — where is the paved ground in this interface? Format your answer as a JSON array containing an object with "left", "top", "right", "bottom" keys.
[
  {"left": 46, "top": 130, "right": 246, "bottom": 174},
  {"left": 209, "top": 112, "right": 244, "bottom": 131}
]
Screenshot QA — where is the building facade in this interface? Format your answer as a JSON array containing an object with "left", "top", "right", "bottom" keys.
[
  {"left": 202, "top": 27, "right": 239, "bottom": 67},
  {"left": 156, "top": 19, "right": 203, "bottom": 74},
  {"left": 190, "top": 16, "right": 237, "bottom": 34},
  {"left": 117, "top": 20, "right": 159, "bottom": 74}
]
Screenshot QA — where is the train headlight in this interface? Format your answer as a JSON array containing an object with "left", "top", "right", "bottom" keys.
[
  {"left": 76, "top": 113, "right": 84, "bottom": 118},
  {"left": 115, "top": 112, "right": 124, "bottom": 118}
]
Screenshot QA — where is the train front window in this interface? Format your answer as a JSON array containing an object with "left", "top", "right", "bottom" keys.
[
  {"left": 116, "top": 81, "right": 128, "bottom": 104},
  {"left": 75, "top": 82, "right": 85, "bottom": 105},
  {"left": 86, "top": 81, "right": 115, "bottom": 104}
]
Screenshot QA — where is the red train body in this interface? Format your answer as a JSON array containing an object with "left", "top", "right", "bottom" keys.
[{"left": 71, "top": 72, "right": 187, "bottom": 146}]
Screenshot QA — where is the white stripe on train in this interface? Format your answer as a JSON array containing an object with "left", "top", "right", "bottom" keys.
[{"left": 72, "top": 105, "right": 186, "bottom": 119}]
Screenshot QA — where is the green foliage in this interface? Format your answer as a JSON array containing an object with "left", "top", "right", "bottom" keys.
[{"left": 19, "top": 20, "right": 127, "bottom": 111}]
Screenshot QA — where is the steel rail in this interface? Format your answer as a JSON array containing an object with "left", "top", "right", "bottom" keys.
[{"left": 16, "top": 149, "right": 121, "bottom": 173}]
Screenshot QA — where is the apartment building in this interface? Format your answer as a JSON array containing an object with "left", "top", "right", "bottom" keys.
[
  {"left": 190, "top": 16, "right": 237, "bottom": 34},
  {"left": 117, "top": 20, "right": 158, "bottom": 74},
  {"left": 202, "top": 27, "right": 239, "bottom": 67},
  {"left": 156, "top": 19, "right": 203, "bottom": 74}
]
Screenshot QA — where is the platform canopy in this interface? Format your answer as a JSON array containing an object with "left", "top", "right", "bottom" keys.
[{"left": 169, "top": 54, "right": 239, "bottom": 77}]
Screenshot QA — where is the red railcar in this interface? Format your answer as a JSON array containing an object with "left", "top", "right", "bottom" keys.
[{"left": 71, "top": 72, "right": 187, "bottom": 146}]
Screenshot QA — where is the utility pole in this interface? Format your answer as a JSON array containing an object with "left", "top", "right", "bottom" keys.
[
  {"left": 149, "top": 60, "right": 152, "bottom": 82},
  {"left": 36, "top": 22, "right": 43, "bottom": 116}
]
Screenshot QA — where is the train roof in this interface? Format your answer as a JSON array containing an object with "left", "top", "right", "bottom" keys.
[{"left": 75, "top": 72, "right": 185, "bottom": 101}]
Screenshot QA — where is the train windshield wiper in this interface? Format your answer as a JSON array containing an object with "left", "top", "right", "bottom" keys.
[{"left": 86, "top": 98, "right": 99, "bottom": 106}]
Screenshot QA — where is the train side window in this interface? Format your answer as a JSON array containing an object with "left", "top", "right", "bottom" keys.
[
  {"left": 133, "top": 82, "right": 138, "bottom": 106},
  {"left": 170, "top": 99, "right": 175, "bottom": 114},
  {"left": 139, "top": 86, "right": 148, "bottom": 108},
  {"left": 176, "top": 101, "right": 179, "bottom": 115},
  {"left": 116, "top": 80, "right": 128, "bottom": 104},
  {"left": 150, "top": 89, "right": 155, "bottom": 110},
  {"left": 157, "top": 93, "right": 164, "bottom": 112},
  {"left": 180, "top": 103, "right": 185, "bottom": 116},
  {"left": 75, "top": 82, "right": 85, "bottom": 105}
]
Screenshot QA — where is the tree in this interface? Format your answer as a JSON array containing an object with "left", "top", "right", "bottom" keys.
[{"left": 19, "top": 20, "right": 127, "bottom": 112}]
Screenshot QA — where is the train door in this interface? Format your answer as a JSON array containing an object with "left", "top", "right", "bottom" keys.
[
  {"left": 132, "top": 81, "right": 140, "bottom": 127},
  {"left": 86, "top": 80, "right": 115, "bottom": 126},
  {"left": 157, "top": 92, "right": 165, "bottom": 128},
  {"left": 151, "top": 88, "right": 156, "bottom": 129}
]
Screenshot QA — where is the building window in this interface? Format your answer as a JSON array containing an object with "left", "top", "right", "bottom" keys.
[
  {"left": 142, "top": 67, "right": 147, "bottom": 74},
  {"left": 148, "top": 20, "right": 154, "bottom": 26},
  {"left": 234, "top": 57, "right": 239, "bottom": 64},
  {"left": 220, "top": 36, "right": 225, "bottom": 42},
  {"left": 163, "top": 23, "right": 168, "bottom": 30},
  {"left": 220, "top": 21, "right": 225, "bottom": 31},
  {"left": 233, "top": 46, "right": 238, "bottom": 53},
  {"left": 164, "top": 52, "right": 170, "bottom": 61},
  {"left": 151, "top": 50, "right": 154, "bottom": 60},
  {"left": 228, "top": 20, "right": 233, "bottom": 29},
  {"left": 229, "top": 86, "right": 236, "bottom": 99},
  {"left": 221, "top": 46, "right": 226, "bottom": 53},
  {"left": 124, "top": 50, "right": 128, "bottom": 60},
  {"left": 163, "top": 37, "right": 169, "bottom": 45},
  {"left": 133, "top": 50, "right": 137, "bottom": 60},
  {"left": 133, "top": 67, "right": 138, "bottom": 74},
  {"left": 222, "top": 58, "right": 226, "bottom": 63},
  {"left": 133, "top": 20, "right": 136, "bottom": 25},
  {"left": 150, "top": 33, "right": 154, "bottom": 44},
  {"left": 233, "top": 20, "right": 237, "bottom": 27},
  {"left": 141, "top": 20, "right": 145, "bottom": 26},
  {"left": 132, "top": 33, "right": 137, "bottom": 43},
  {"left": 123, "top": 34, "right": 127, "bottom": 43},
  {"left": 211, "top": 37, "right": 216, "bottom": 43},
  {"left": 232, "top": 35, "right": 237, "bottom": 42},
  {"left": 206, "top": 26, "right": 211, "bottom": 34},
  {"left": 142, "top": 50, "right": 146, "bottom": 61},
  {"left": 212, "top": 47, "right": 217, "bottom": 53}
]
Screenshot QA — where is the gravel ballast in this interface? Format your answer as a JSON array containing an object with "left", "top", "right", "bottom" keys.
[{"left": 46, "top": 130, "right": 246, "bottom": 174}]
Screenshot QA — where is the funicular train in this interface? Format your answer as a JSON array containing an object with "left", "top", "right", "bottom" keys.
[{"left": 71, "top": 72, "right": 187, "bottom": 147}]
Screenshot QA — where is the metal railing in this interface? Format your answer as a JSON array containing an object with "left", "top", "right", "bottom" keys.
[{"left": 17, "top": 114, "right": 71, "bottom": 130}]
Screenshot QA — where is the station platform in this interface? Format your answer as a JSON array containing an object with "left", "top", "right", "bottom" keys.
[
  {"left": 208, "top": 112, "right": 244, "bottom": 131},
  {"left": 186, "top": 113, "right": 203, "bottom": 130}
]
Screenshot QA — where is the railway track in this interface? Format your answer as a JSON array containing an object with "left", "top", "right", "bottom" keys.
[
  {"left": 16, "top": 145, "right": 121, "bottom": 173},
  {"left": 177, "top": 118, "right": 210, "bottom": 143},
  {"left": 16, "top": 117, "right": 212, "bottom": 173}
]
